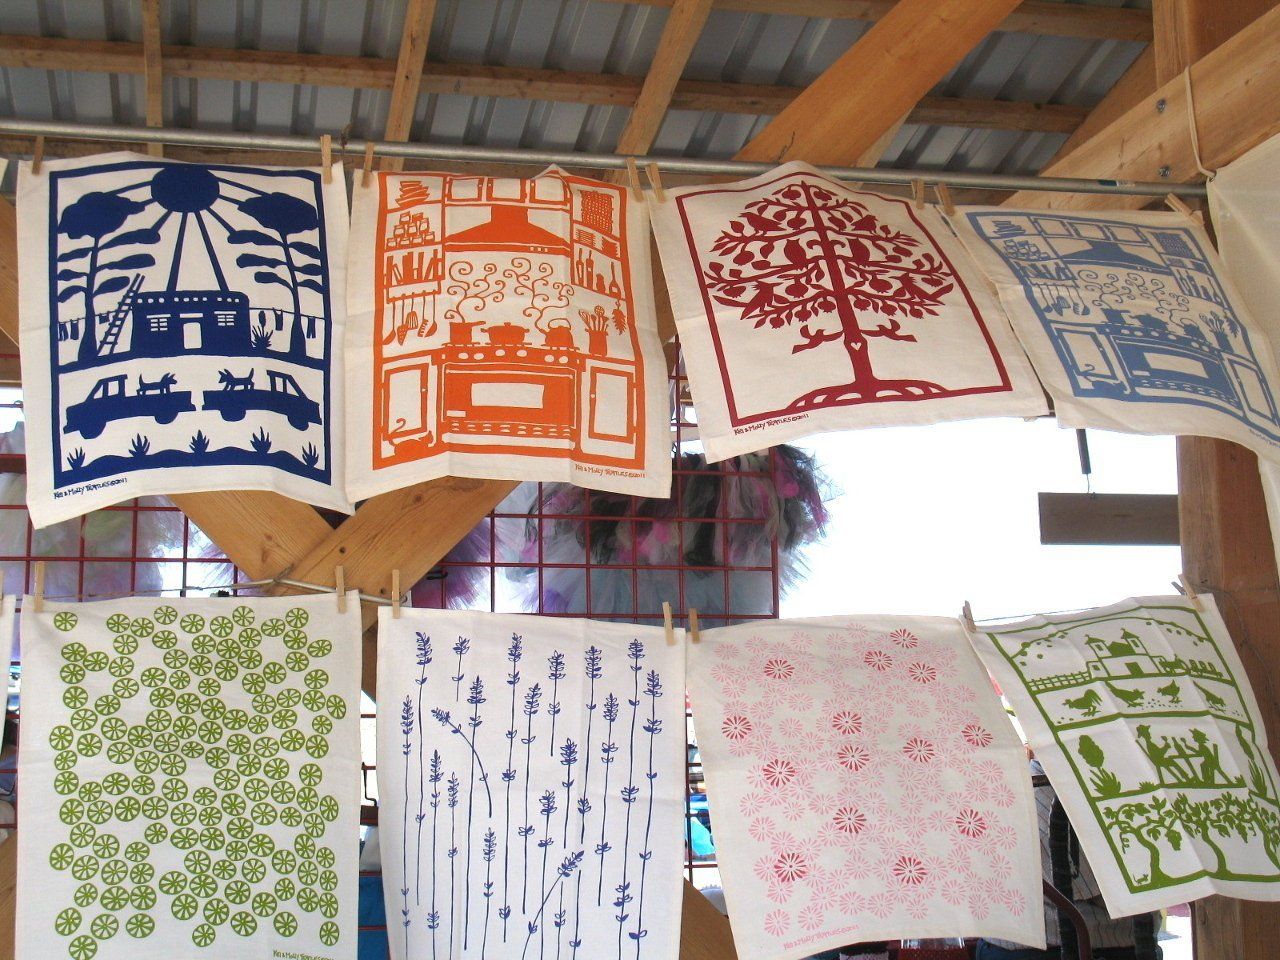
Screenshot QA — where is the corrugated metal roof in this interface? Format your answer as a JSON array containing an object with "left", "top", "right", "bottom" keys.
[{"left": 0, "top": 0, "right": 1149, "bottom": 182}]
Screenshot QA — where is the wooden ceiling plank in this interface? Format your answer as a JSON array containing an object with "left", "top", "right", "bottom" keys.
[
  {"left": 381, "top": 0, "right": 438, "bottom": 173},
  {"left": 998, "top": 3, "right": 1280, "bottom": 212},
  {"left": 0, "top": 34, "right": 1090, "bottom": 135},
  {"left": 594, "top": 0, "right": 1152, "bottom": 42},
  {"left": 140, "top": 0, "right": 163, "bottom": 158},
  {"left": 615, "top": 0, "right": 715, "bottom": 156},
  {"left": 734, "top": 0, "right": 1025, "bottom": 165}
]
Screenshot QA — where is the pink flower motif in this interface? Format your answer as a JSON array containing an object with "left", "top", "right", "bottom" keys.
[
  {"left": 748, "top": 815, "right": 777, "bottom": 843},
  {"left": 962, "top": 722, "right": 994, "bottom": 748},
  {"left": 955, "top": 807, "right": 988, "bottom": 839},
  {"left": 763, "top": 657, "right": 794, "bottom": 681},
  {"left": 798, "top": 904, "right": 825, "bottom": 932},
  {"left": 808, "top": 792, "right": 839, "bottom": 816},
  {"left": 902, "top": 736, "right": 936, "bottom": 764},
  {"left": 831, "top": 709, "right": 863, "bottom": 736},
  {"left": 1001, "top": 886, "right": 1027, "bottom": 915},
  {"left": 838, "top": 888, "right": 866, "bottom": 915},
  {"left": 722, "top": 714, "right": 754, "bottom": 742},
  {"left": 864, "top": 649, "right": 894, "bottom": 672},
  {"left": 810, "top": 882, "right": 841, "bottom": 910},
  {"left": 783, "top": 687, "right": 817, "bottom": 712},
  {"left": 778, "top": 715, "right": 806, "bottom": 741},
  {"left": 765, "top": 878, "right": 794, "bottom": 904},
  {"left": 832, "top": 805, "right": 868, "bottom": 835},
  {"left": 906, "top": 661, "right": 938, "bottom": 684},
  {"left": 773, "top": 850, "right": 810, "bottom": 884},
  {"left": 868, "top": 891, "right": 898, "bottom": 918},
  {"left": 940, "top": 875, "right": 969, "bottom": 906},
  {"left": 892, "top": 853, "right": 930, "bottom": 886},
  {"left": 836, "top": 741, "right": 872, "bottom": 772},
  {"left": 888, "top": 628, "right": 920, "bottom": 648},
  {"left": 991, "top": 783, "right": 1017, "bottom": 808},
  {"left": 760, "top": 757, "right": 797, "bottom": 788},
  {"left": 763, "top": 910, "right": 790, "bottom": 937}
]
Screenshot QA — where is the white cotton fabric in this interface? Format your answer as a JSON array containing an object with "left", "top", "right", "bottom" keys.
[
  {"left": 968, "top": 596, "right": 1280, "bottom": 917},
  {"left": 17, "top": 594, "right": 363, "bottom": 960},
  {"left": 649, "top": 162, "right": 1046, "bottom": 462},
  {"left": 954, "top": 206, "right": 1280, "bottom": 467},
  {"left": 1207, "top": 134, "right": 1280, "bottom": 573},
  {"left": 687, "top": 615, "right": 1045, "bottom": 960},
  {"left": 345, "top": 168, "right": 670, "bottom": 500},
  {"left": 376, "top": 609, "right": 685, "bottom": 960},
  {"left": 18, "top": 152, "right": 352, "bottom": 528}
]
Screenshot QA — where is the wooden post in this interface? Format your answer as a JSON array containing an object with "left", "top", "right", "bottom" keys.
[{"left": 1153, "top": 3, "right": 1280, "bottom": 957}]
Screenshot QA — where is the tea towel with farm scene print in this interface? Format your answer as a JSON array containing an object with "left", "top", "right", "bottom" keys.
[
  {"left": 346, "top": 168, "right": 670, "bottom": 500},
  {"left": 375, "top": 609, "right": 686, "bottom": 960},
  {"left": 956, "top": 208, "right": 1280, "bottom": 467},
  {"left": 17, "top": 593, "right": 363, "bottom": 960},
  {"left": 648, "top": 162, "right": 1047, "bottom": 462},
  {"left": 17, "top": 152, "right": 352, "bottom": 528},
  {"left": 687, "top": 616, "right": 1045, "bottom": 960},
  {"left": 967, "top": 596, "right": 1280, "bottom": 916}
]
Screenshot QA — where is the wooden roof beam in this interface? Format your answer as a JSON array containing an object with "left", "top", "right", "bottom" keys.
[
  {"left": 0, "top": 34, "right": 1090, "bottom": 134},
  {"left": 615, "top": 0, "right": 715, "bottom": 156},
  {"left": 1001, "top": 2, "right": 1280, "bottom": 211},
  {"left": 596, "top": 0, "right": 1152, "bottom": 42},
  {"left": 735, "top": 0, "right": 1025, "bottom": 165},
  {"left": 140, "top": 0, "right": 163, "bottom": 158},
  {"left": 380, "top": 0, "right": 437, "bottom": 173}
]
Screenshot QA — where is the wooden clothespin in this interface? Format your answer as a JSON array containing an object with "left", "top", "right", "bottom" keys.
[
  {"left": 334, "top": 565, "right": 346, "bottom": 614},
  {"left": 32, "top": 135, "right": 44, "bottom": 176},
  {"left": 320, "top": 134, "right": 333, "bottom": 184},
  {"left": 1164, "top": 193, "right": 1203, "bottom": 226},
  {"left": 33, "top": 561, "right": 46, "bottom": 614},
  {"left": 934, "top": 181, "right": 956, "bottom": 216},
  {"left": 688, "top": 608, "right": 701, "bottom": 644},
  {"left": 391, "top": 569, "right": 402, "bottom": 620},
  {"left": 961, "top": 601, "right": 976, "bottom": 633},
  {"left": 662, "top": 601, "right": 675, "bottom": 646},
  {"left": 644, "top": 162, "right": 665, "bottom": 203},
  {"left": 361, "top": 142, "right": 376, "bottom": 189},
  {"left": 911, "top": 178, "right": 926, "bottom": 210},
  {"left": 624, "top": 157, "right": 643, "bottom": 202},
  {"left": 1176, "top": 574, "right": 1205, "bottom": 611}
]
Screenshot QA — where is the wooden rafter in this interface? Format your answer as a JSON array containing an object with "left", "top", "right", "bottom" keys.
[
  {"left": 615, "top": 0, "right": 715, "bottom": 156},
  {"left": 735, "top": 0, "right": 1025, "bottom": 164},
  {"left": 596, "top": 0, "right": 1152, "bottom": 42},
  {"left": 381, "top": 0, "right": 437, "bottom": 173},
  {"left": 139, "top": 0, "right": 163, "bottom": 158},
  {"left": 0, "top": 34, "right": 1092, "bottom": 136},
  {"left": 999, "top": 2, "right": 1280, "bottom": 211}
]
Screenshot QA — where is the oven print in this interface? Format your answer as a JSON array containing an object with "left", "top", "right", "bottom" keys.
[{"left": 372, "top": 171, "right": 646, "bottom": 471}]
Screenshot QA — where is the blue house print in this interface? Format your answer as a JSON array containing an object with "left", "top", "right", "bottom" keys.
[{"left": 966, "top": 211, "right": 1280, "bottom": 442}]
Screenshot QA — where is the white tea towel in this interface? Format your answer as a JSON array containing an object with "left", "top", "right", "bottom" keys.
[
  {"left": 649, "top": 162, "right": 1047, "bottom": 461},
  {"left": 955, "top": 207, "right": 1280, "bottom": 467},
  {"left": 376, "top": 609, "right": 686, "bottom": 960},
  {"left": 346, "top": 169, "right": 670, "bottom": 500},
  {"left": 17, "top": 593, "right": 363, "bottom": 960},
  {"left": 18, "top": 152, "right": 352, "bottom": 527},
  {"left": 968, "top": 596, "right": 1280, "bottom": 916},
  {"left": 688, "top": 615, "right": 1045, "bottom": 960}
]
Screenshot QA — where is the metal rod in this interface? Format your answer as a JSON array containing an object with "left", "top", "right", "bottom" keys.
[
  {"left": 32, "top": 575, "right": 401, "bottom": 607},
  {"left": 0, "top": 118, "right": 1209, "bottom": 199}
]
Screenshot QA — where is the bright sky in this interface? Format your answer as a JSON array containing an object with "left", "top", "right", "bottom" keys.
[{"left": 781, "top": 417, "right": 1180, "bottom": 624}]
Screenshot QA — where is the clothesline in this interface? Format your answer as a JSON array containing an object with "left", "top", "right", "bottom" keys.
[{"left": 0, "top": 118, "right": 1210, "bottom": 199}]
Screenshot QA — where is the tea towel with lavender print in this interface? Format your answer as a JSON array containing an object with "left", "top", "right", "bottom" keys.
[{"left": 376, "top": 608, "right": 686, "bottom": 960}]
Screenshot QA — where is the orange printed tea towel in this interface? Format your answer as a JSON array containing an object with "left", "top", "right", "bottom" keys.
[{"left": 346, "top": 169, "right": 670, "bottom": 499}]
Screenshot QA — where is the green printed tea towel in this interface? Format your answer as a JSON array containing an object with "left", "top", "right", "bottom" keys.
[
  {"left": 968, "top": 596, "right": 1280, "bottom": 916},
  {"left": 18, "top": 593, "right": 362, "bottom": 960}
]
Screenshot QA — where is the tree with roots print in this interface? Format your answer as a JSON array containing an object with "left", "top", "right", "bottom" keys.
[{"left": 702, "top": 179, "right": 957, "bottom": 410}]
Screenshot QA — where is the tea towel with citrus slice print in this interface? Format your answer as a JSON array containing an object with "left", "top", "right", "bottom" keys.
[
  {"left": 967, "top": 596, "right": 1280, "bottom": 917},
  {"left": 687, "top": 616, "right": 1045, "bottom": 960},
  {"left": 17, "top": 593, "right": 362, "bottom": 960}
]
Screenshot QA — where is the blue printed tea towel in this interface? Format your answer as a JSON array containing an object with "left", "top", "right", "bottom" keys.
[
  {"left": 955, "top": 207, "right": 1280, "bottom": 464},
  {"left": 17, "top": 152, "right": 352, "bottom": 526}
]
